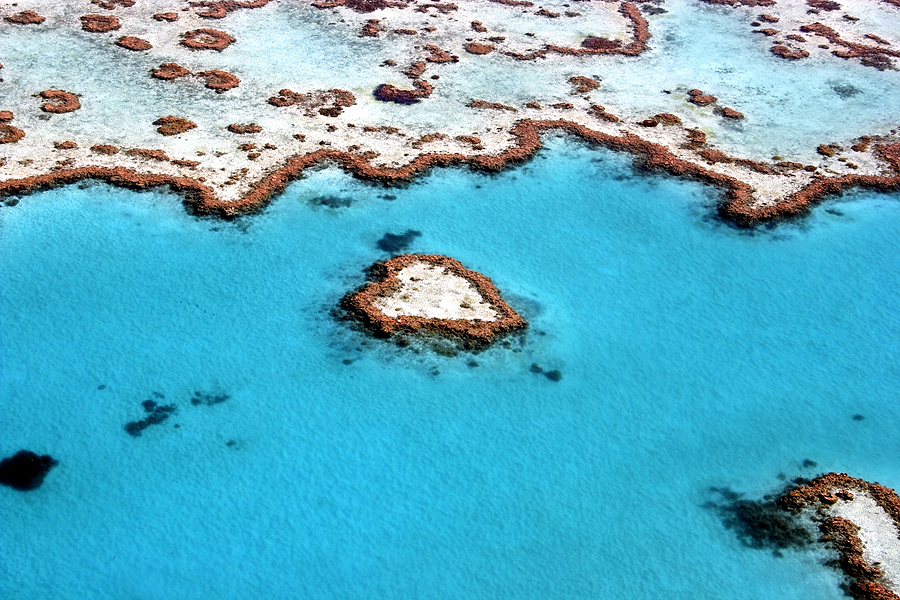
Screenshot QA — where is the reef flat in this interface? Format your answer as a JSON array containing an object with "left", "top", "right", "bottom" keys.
[{"left": 0, "top": 0, "right": 897, "bottom": 225}]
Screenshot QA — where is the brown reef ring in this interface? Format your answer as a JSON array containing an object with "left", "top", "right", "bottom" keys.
[
  {"left": 342, "top": 254, "right": 527, "bottom": 347},
  {"left": 39, "top": 90, "right": 81, "bottom": 114},
  {"left": 180, "top": 28, "right": 236, "bottom": 51}
]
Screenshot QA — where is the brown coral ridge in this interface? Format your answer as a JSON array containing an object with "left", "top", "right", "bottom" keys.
[
  {"left": 191, "top": 0, "right": 271, "bottom": 19},
  {"left": 698, "top": 0, "right": 774, "bottom": 6},
  {"left": 1, "top": 119, "right": 897, "bottom": 227},
  {"left": 5, "top": 10, "right": 45, "bottom": 25},
  {"left": 687, "top": 88, "right": 717, "bottom": 106},
  {"left": 115, "top": 36, "right": 152, "bottom": 51},
  {"left": 799, "top": 23, "right": 900, "bottom": 69},
  {"left": 268, "top": 89, "right": 356, "bottom": 116},
  {"left": 468, "top": 99, "right": 517, "bottom": 111},
  {"left": 778, "top": 473, "right": 900, "bottom": 600},
  {"left": 92, "top": 0, "right": 135, "bottom": 8},
  {"left": 721, "top": 143, "right": 900, "bottom": 225},
  {"left": 341, "top": 254, "right": 527, "bottom": 347},
  {"left": 570, "top": 76, "right": 600, "bottom": 94},
  {"left": 151, "top": 63, "right": 191, "bottom": 80},
  {"left": 361, "top": 19, "right": 382, "bottom": 36},
  {"left": 153, "top": 116, "right": 197, "bottom": 135},
  {"left": 153, "top": 12, "right": 179, "bottom": 21},
  {"left": 0, "top": 120, "right": 24, "bottom": 144},
  {"left": 227, "top": 123, "right": 262, "bottom": 134},
  {"left": 465, "top": 42, "right": 495, "bottom": 55},
  {"left": 311, "top": 0, "right": 408, "bottom": 12},
  {"left": 151, "top": 64, "right": 240, "bottom": 92},
  {"left": 373, "top": 80, "right": 434, "bottom": 104},
  {"left": 504, "top": 3, "right": 650, "bottom": 60},
  {"left": 39, "top": 90, "right": 81, "bottom": 114},
  {"left": 196, "top": 70, "right": 240, "bottom": 92},
  {"left": 181, "top": 28, "right": 235, "bottom": 51},
  {"left": 81, "top": 14, "right": 120, "bottom": 33},
  {"left": 771, "top": 44, "right": 810, "bottom": 59}
]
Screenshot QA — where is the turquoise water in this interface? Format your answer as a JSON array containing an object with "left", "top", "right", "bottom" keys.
[{"left": 2, "top": 137, "right": 900, "bottom": 598}]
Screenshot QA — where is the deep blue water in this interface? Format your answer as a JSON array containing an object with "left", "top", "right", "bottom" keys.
[{"left": 2, "top": 138, "right": 899, "bottom": 599}]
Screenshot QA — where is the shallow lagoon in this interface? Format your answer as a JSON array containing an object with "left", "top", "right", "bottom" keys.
[{"left": 2, "top": 138, "right": 900, "bottom": 598}]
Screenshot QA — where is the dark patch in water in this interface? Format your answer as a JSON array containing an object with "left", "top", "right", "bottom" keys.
[
  {"left": 97, "top": 384, "right": 106, "bottom": 390},
  {"left": 529, "top": 363, "right": 563, "bottom": 382},
  {"left": 310, "top": 195, "right": 353, "bottom": 209},
  {"left": 802, "top": 458, "right": 818, "bottom": 468},
  {"left": 380, "top": 194, "right": 397, "bottom": 201},
  {"left": 852, "top": 414, "right": 865, "bottom": 421},
  {"left": 830, "top": 82, "right": 861, "bottom": 99},
  {"left": 377, "top": 229, "right": 421, "bottom": 253},
  {"left": 0, "top": 450, "right": 58, "bottom": 491},
  {"left": 191, "top": 391, "right": 230, "bottom": 406},
  {"left": 545, "top": 369, "right": 562, "bottom": 382},
  {"left": 641, "top": 4, "right": 667, "bottom": 14},
  {"left": 705, "top": 486, "right": 813, "bottom": 556},
  {"left": 825, "top": 208, "right": 845, "bottom": 216},
  {"left": 125, "top": 402, "right": 177, "bottom": 437}
]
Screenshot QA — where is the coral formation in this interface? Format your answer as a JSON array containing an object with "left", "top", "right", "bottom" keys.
[
  {"left": 80, "top": 14, "right": 121, "bottom": 33},
  {"left": 180, "top": 28, "right": 236, "bottom": 51},
  {"left": 38, "top": 90, "right": 81, "bottom": 114},
  {"left": 153, "top": 116, "right": 197, "bottom": 135},
  {"left": 342, "top": 254, "right": 527, "bottom": 347}
]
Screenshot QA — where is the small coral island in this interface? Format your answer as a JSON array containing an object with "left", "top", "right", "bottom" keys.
[
  {"left": 779, "top": 473, "right": 900, "bottom": 600},
  {"left": 342, "top": 254, "right": 526, "bottom": 348}
]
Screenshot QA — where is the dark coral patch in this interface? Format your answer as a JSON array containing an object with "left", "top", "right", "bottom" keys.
[
  {"left": 5, "top": 10, "right": 45, "bottom": 25},
  {"left": 227, "top": 123, "right": 262, "bottom": 134},
  {"left": 0, "top": 124, "right": 25, "bottom": 144},
  {"left": 115, "top": 36, "right": 152, "bottom": 51},
  {"left": 80, "top": 14, "right": 120, "bottom": 32},
  {"left": 0, "top": 451, "right": 58, "bottom": 491},
  {"left": 180, "top": 28, "right": 235, "bottom": 51},
  {"left": 39, "top": 90, "right": 81, "bottom": 114},
  {"left": 376, "top": 229, "right": 421, "bottom": 253},
  {"left": 197, "top": 70, "right": 240, "bottom": 92},
  {"left": 154, "top": 116, "right": 197, "bottom": 136},
  {"left": 151, "top": 63, "right": 191, "bottom": 80}
]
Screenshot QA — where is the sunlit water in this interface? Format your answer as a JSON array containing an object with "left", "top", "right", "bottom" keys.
[{"left": 2, "top": 137, "right": 899, "bottom": 598}]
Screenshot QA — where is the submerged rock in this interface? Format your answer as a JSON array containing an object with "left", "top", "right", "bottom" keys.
[
  {"left": 0, "top": 450, "right": 58, "bottom": 491},
  {"left": 376, "top": 229, "right": 421, "bottom": 253}
]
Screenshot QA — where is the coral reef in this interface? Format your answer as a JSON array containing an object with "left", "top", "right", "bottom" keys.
[
  {"left": 80, "top": 14, "right": 121, "bottom": 33},
  {"left": 5, "top": 11, "right": 45, "bottom": 25},
  {"left": 153, "top": 116, "right": 197, "bottom": 135},
  {"left": 180, "top": 28, "right": 236, "bottom": 51},
  {"left": 268, "top": 88, "right": 356, "bottom": 115},
  {"left": 38, "top": 90, "right": 81, "bottom": 114},
  {"left": 0, "top": 451, "right": 58, "bottom": 491},
  {"left": 115, "top": 36, "right": 152, "bottom": 51},
  {"left": 779, "top": 473, "right": 900, "bottom": 600},
  {"left": 227, "top": 123, "right": 262, "bottom": 134},
  {"left": 342, "top": 254, "right": 527, "bottom": 347},
  {"left": 196, "top": 70, "right": 240, "bottom": 92}
]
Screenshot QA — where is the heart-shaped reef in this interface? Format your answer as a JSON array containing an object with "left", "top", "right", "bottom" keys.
[{"left": 342, "top": 254, "right": 527, "bottom": 348}]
